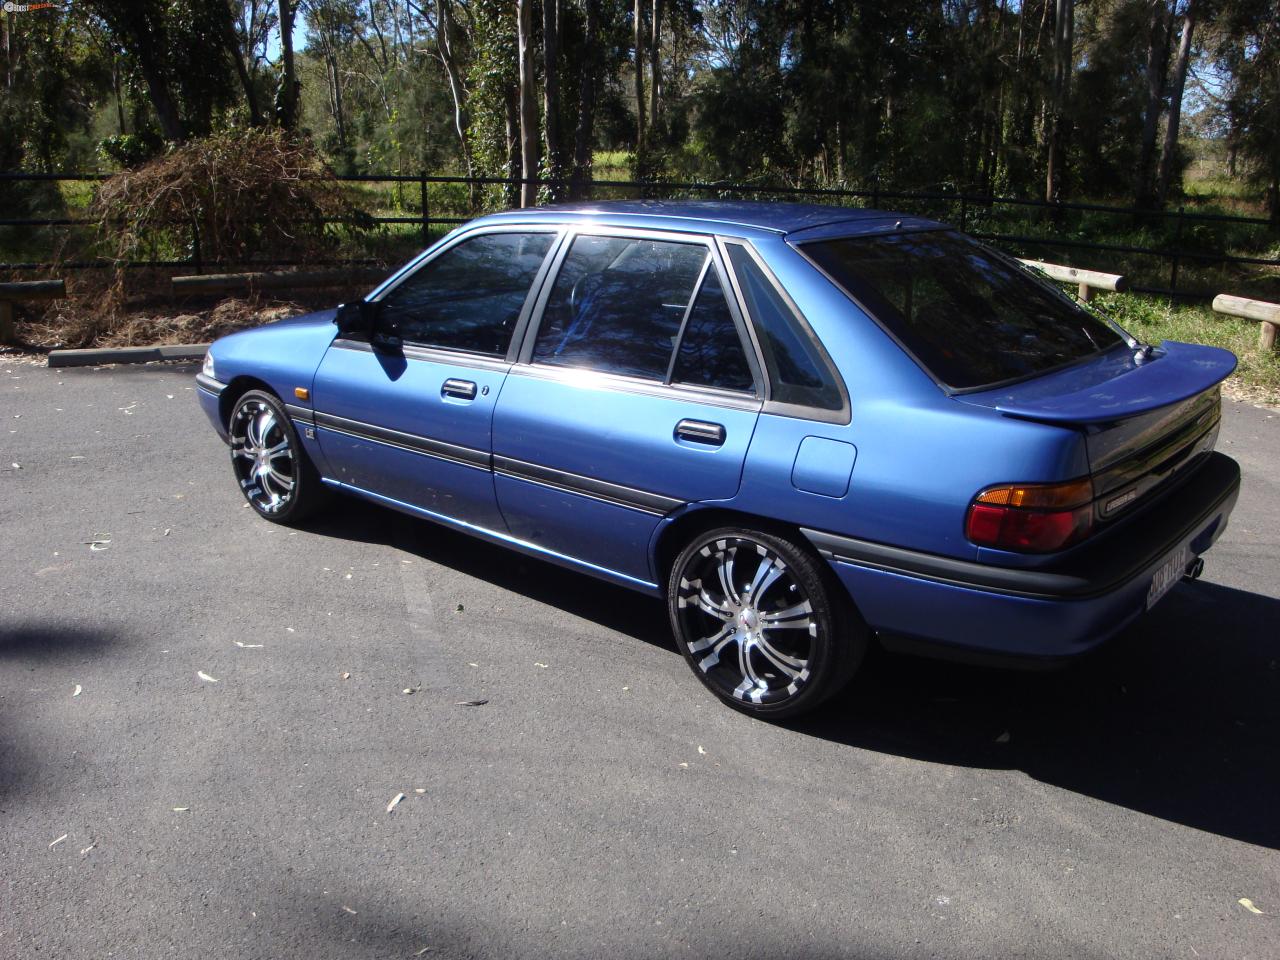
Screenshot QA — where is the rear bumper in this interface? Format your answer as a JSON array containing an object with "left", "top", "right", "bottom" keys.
[{"left": 803, "top": 452, "right": 1241, "bottom": 664}]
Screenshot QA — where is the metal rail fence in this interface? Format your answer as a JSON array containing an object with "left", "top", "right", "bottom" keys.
[{"left": 2, "top": 171, "right": 1277, "bottom": 299}]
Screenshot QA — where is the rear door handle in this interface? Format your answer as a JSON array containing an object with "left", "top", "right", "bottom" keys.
[
  {"left": 675, "top": 419, "right": 726, "bottom": 446},
  {"left": 442, "top": 378, "right": 477, "bottom": 400}
]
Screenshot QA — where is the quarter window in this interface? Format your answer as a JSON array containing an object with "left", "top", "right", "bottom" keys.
[
  {"left": 726, "top": 243, "right": 844, "bottom": 411},
  {"left": 533, "top": 235, "right": 709, "bottom": 380},
  {"left": 377, "top": 232, "right": 555, "bottom": 355}
]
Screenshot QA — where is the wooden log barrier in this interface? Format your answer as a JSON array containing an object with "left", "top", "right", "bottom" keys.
[
  {"left": 171, "top": 269, "right": 386, "bottom": 297},
  {"left": 1212, "top": 294, "right": 1280, "bottom": 352},
  {"left": 0, "top": 279, "right": 67, "bottom": 345},
  {"left": 1018, "top": 259, "right": 1127, "bottom": 303}
]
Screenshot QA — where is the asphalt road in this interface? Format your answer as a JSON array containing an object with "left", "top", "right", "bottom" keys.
[{"left": 2, "top": 359, "right": 1278, "bottom": 960}]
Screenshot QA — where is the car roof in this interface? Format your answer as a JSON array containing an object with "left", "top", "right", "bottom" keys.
[{"left": 471, "top": 200, "right": 946, "bottom": 240}]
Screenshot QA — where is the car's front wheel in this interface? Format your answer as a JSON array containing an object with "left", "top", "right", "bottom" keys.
[
  {"left": 667, "top": 527, "right": 865, "bottom": 719},
  {"left": 228, "top": 389, "right": 326, "bottom": 524}
]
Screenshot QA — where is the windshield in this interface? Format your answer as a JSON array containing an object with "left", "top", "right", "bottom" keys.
[{"left": 802, "top": 230, "right": 1126, "bottom": 390}]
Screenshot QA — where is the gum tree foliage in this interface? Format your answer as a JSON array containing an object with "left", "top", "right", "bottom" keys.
[
  {"left": 1205, "top": 0, "right": 1280, "bottom": 219},
  {"left": 1, "top": 0, "right": 1277, "bottom": 215}
]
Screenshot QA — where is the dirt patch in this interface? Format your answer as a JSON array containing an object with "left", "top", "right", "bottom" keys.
[{"left": 12, "top": 294, "right": 323, "bottom": 350}]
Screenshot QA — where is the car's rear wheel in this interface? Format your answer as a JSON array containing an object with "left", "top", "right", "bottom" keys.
[
  {"left": 667, "top": 527, "right": 865, "bottom": 718},
  {"left": 228, "top": 389, "right": 326, "bottom": 524}
]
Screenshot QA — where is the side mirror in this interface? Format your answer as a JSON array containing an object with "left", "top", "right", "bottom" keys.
[{"left": 334, "top": 300, "right": 379, "bottom": 336}]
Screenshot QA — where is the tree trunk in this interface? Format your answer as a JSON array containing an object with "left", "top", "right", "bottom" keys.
[
  {"left": 140, "top": 58, "right": 186, "bottom": 142},
  {"left": 1134, "top": 0, "right": 1172, "bottom": 208},
  {"left": 436, "top": 0, "right": 475, "bottom": 196},
  {"left": 112, "top": 60, "right": 126, "bottom": 134},
  {"left": 633, "top": 0, "right": 646, "bottom": 151},
  {"left": 322, "top": 45, "right": 347, "bottom": 151},
  {"left": 571, "top": 0, "right": 600, "bottom": 198},
  {"left": 3, "top": 12, "right": 12, "bottom": 92},
  {"left": 1156, "top": 1, "right": 1196, "bottom": 205},
  {"left": 649, "top": 0, "right": 662, "bottom": 128},
  {"left": 221, "top": 1, "right": 262, "bottom": 125},
  {"left": 542, "top": 0, "right": 562, "bottom": 195},
  {"left": 277, "top": 0, "right": 299, "bottom": 130},
  {"left": 505, "top": 87, "right": 521, "bottom": 209},
  {"left": 1044, "top": 0, "right": 1074, "bottom": 204},
  {"left": 517, "top": 0, "right": 539, "bottom": 207}
]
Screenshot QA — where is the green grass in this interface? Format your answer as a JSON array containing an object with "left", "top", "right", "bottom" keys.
[{"left": 1092, "top": 291, "right": 1280, "bottom": 405}]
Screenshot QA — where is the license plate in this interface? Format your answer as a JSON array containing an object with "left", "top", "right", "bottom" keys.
[{"left": 1147, "top": 544, "right": 1191, "bottom": 610}]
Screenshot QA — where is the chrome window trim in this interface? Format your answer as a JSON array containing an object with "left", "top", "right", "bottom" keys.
[
  {"left": 505, "top": 362, "right": 764, "bottom": 413},
  {"left": 349, "top": 224, "right": 566, "bottom": 362},
  {"left": 513, "top": 225, "right": 765, "bottom": 398},
  {"left": 330, "top": 337, "right": 513, "bottom": 373},
  {"left": 719, "top": 238, "right": 852, "bottom": 426}
]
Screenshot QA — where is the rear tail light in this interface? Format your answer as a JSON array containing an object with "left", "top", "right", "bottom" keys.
[{"left": 965, "top": 477, "right": 1094, "bottom": 553}]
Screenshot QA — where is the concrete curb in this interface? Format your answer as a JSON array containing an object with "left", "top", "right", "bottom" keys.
[{"left": 47, "top": 343, "right": 210, "bottom": 368}]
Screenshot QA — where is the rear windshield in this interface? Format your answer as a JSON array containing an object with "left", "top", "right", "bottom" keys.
[{"left": 802, "top": 230, "right": 1126, "bottom": 390}]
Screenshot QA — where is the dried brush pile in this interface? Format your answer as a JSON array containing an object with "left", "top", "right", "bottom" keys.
[{"left": 91, "top": 128, "right": 370, "bottom": 265}]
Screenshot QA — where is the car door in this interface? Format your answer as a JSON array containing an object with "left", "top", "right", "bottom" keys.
[
  {"left": 312, "top": 228, "right": 560, "bottom": 530},
  {"left": 491, "top": 229, "right": 764, "bottom": 587}
]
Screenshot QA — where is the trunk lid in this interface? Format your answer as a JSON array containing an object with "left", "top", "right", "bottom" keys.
[{"left": 958, "top": 341, "right": 1236, "bottom": 518}]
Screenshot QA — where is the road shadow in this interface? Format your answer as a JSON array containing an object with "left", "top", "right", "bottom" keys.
[
  {"left": 793, "top": 579, "right": 1280, "bottom": 849},
  {"left": 0, "top": 619, "right": 125, "bottom": 663},
  {"left": 300, "top": 501, "right": 1280, "bottom": 849},
  {"left": 0, "top": 621, "right": 126, "bottom": 800},
  {"left": 304, "top": 498, "right": 675, "bottom": 651}
]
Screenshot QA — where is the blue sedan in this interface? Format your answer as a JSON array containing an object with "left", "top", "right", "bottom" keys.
[{"left": 196, "top": 201, "right": 1240, "bottom": 718}]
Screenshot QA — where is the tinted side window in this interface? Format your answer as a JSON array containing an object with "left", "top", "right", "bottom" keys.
[
  {"left": 378, "top": 232, "right": 554, "bottom": 355},
  {"left": 533, "top": 235, "right": 708, "bottom": 380},
  {"left": 671, "top": 268, "right": 755, "bottom": 393},
  {"left": 726, "top": 244, "right": 843, "bottom": 411}
]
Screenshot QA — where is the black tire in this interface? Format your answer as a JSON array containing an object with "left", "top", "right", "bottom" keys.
[
  {"left": 227, "top": 389, "right": 327, "bottom": 524},
  {"left": 666, "top": 526, "right": 866, "bottom": 719}
]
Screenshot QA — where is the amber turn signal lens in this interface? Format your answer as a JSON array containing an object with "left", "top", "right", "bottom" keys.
[
  {"left": 294, "top": 387, "right": 310, "bottom": 401},
  {"left": 973, "top": 477, "right": 1092, "bottom": 510}
]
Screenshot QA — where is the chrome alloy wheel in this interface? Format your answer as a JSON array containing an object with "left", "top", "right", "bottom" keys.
[
  {"left": 675, "top": 537, "right": 818, "bottom": 706},
  {"left": 230, "top": 397, "right": 297, "bottom": 514}
]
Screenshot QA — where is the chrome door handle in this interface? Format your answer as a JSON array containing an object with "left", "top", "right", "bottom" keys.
[
  {"left": 442, "top": 378, "right": 477, "bottom": 400},
  {"left": 675, "top": 419, "right": 726, "bottom": 446}
]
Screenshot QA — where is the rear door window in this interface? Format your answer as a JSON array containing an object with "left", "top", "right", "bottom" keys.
[
  {"left": 801, "top": 230, "right": 1125, "bottom": 390},
  {"left": 532, "top": 235, "right": 709, "bottom": 380}
]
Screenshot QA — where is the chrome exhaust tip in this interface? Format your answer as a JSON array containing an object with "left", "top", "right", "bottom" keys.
[{"left": 1183, "top": 557, "right": 1205, "bottom": 581}]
